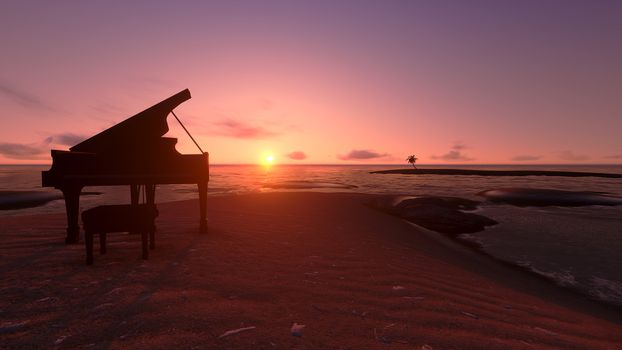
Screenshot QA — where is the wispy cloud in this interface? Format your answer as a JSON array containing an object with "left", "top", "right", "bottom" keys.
[
  {"left": 258, "top": 98, "right": 273, "bottom": 111},
  {"left": 338, "top": 149, "right": 389, "bottom": 161},
  {"left": 0, "top": 143, "right": 46, "bottom": 160},
  {"left": 286, "top": 151, "right": 307, "bottom": 160},
  {"left": 604, "top": 154, "right": 622, "bottom": 160},
  {"left": 209, "top": 118, "right": 279, "bottom": 139},
  {"left": 126, "top": 76, "right": 179, "bottom": 93},
  {"left": 511, "top": 155, "right": 541, "bottom": 161},
  {"left": 134, "top": 76, "right": 177, "bottom": 87},
  {"left": 49, "top": 133, "right": 86, "bottom": 146},
  {"left": 0, "top": 81, "right": 57, "bottom": 112},
  {"left": 90, "top": 102, "right": 126, "bottom": 115},
  {"left": 431, "top": 143, "right": 474, "bottom": 161},
  {"left": 0, "top": 132, "right": 88, "bottom": 160},
  {"left": 559, "top": 150, "right": 590, "bottom": 161}
]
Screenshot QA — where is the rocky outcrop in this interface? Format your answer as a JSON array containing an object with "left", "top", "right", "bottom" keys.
[{"left": 371, "top": 196, "right": 497, "bottom": 235}]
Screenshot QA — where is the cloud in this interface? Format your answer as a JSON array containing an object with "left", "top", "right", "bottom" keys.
[
  {"left": 605, "top": 154, "right": 622, "bottom": 159},
  {"left": 0, "top": 143, "right": 46, "bottom": 160},
  {"left": 511, "top": 155, "right": 541, "bottom": 161},
  {"left": 0, "top": 132, "right": 89, "bottom": 160},
  {"left": 431, "top": 143, "right": 475, "bottom": 161},
  {"left": 258, "top": 98, "right": 273, "bottom": 110},
  {"left": 133, "top": 76, "right": 177, "bottom": 87},
  {"left": 559, "top": 150, "right": 590, "bottom": 161},
  {"left": 49, "top": 133, "right": 86, "bottom": 146},
  {"left": 286, "top": 151, "right": 307, "bottom": 160},
  {"left": 0, "top": 82, "right": 56, "bottom": 112},
  {"left": 338, "top": 149, "right": 389, "bottom": 161},
  {"left": 90, "top": 102, "right": 126, "bottom": 115},
  {"left": 209, "top": 118, "right": 279, "bottom": 139}
]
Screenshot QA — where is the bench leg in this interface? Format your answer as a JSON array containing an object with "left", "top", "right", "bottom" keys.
[
  {"left": 85, "top": 230, "right": 94, "bottom": 265},
  {"left": 100, "top": 233, "right": 107, "bottom": 254},
  {"left": 142, "top": 231, "right": 149, "bottom": 260}
]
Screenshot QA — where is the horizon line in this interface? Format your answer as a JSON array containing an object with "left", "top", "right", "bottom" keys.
[{"left": 2, "top": 163, "right": 622, "bottom": 167}]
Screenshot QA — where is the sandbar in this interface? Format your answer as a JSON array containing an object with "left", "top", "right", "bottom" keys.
[{"left": 371, "top": 168, "right": 622, "bottom": 178}]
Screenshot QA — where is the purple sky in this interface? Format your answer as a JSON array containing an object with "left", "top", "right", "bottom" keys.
[{"left": 1, "top": 0, "right": 621, "bottom": 164}]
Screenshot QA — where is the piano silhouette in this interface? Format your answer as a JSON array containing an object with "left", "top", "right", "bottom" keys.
[{"left": 42, "top": 89, "right": 209, "bottom": 244}]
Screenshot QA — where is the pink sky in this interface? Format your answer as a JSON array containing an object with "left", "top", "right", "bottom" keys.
[{"left": 1, "top": 1, "right": 621, "bottom": 164}]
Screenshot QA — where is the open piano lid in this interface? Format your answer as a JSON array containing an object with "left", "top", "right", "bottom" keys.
[{"left": 70, "top": 89, "right": 191, "bottom": 153}]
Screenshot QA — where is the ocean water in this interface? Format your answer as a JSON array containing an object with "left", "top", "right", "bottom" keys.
[{"left": 1, "top": 164, "right": 622, "bottom": 306}]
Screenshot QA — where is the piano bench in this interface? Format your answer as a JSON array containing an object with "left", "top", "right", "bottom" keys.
[{"left": 81, "top": 204, "right": 158, "bottom": 265}]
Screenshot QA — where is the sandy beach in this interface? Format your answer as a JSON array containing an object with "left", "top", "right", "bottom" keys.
[{"left": 1, "top": 192, "right": 621, "bottom": 349}]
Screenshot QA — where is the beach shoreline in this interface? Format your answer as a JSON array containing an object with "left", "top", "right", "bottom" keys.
[{"left": 1, "top": 192, "right": 620, "bottom": 349}]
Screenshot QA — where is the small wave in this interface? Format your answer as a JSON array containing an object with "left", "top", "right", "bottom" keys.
[
  {"left": 530, "top": 267, "right": 578, "bottom": 287},
  {"left": 515, "top": 260, "right": 532, "bottom": 268},
  {"left": 516, "top": 261, "right": 578, "bottom": 287},
  {"left": 457, "top": 233, "right": 484, "bottom": 247},
  {"left": 262, "top": 181, "right": 357, "bottom": 190},
  {"left": 391, "top": 195, "right": 417, "bottom": 206},
  {"left": 589, "top": 276, "right": 622, "bottom": 306}
]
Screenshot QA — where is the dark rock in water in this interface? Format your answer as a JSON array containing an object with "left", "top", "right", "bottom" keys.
[
  {"left": 371, "top": 196, "right": 497, "bottom": 235},
  {"left": 396, "top": 196, "right": 480, "bottom": 211},
  {"left": 478, "top": 188, "right": 622, "bottom": 207},
  {"left": 0, "top": 191, "right": 63, "bottom": 210},
  {"left": 0, "top": 190, "right": 102, "bottom": 210},
  {"left": 399, "top": 205, "right": 496, "bottom": 234}
]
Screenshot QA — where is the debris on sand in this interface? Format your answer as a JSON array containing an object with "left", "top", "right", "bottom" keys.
[
  {"left": 218, "top": 326, "right": 256, "bottom": 338},
  {"left": 0, "top": 321, "right": 30, "bottom": 334},
  {"left": 54, "top": 336, "right": 67, "bottom": 345},
  {"left": 461, "top": 311, "right": 479, "bottom": 319},
  {"left": 291, "top": 323, "right": 305, "bottom": 337}
]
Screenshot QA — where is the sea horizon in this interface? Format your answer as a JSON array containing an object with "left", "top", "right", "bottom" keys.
[{"left": 4, "top": 162, "right": 622, "bottom": 167}]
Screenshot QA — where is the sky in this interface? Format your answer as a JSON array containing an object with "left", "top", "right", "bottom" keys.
[{"left": 1, "top": 0, "right": 621, "bottom": 165}]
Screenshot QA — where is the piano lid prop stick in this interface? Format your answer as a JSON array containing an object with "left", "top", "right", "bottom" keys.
[{"left": 171, "top": 110, "right": 205, "bottom": 154}]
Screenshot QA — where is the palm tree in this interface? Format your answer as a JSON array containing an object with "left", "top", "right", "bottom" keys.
[{"left": 406, "top": 155, "right": 418, "bottom": 169}]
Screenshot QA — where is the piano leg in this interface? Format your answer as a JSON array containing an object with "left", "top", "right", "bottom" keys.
[
  {"left": 129, "top": 185, "right": 140, "bottom": 235},
  {"left": 145, "top": 184, "right": 157, "bottom": 250},
  {"left": 146, "top": 184, "right": 156, "bottom": 204},
  {"left": 198, "top": 181, "right": 208, "bottom": 233},
  {"left": 130, "top": 185, "right": 140, "bottom": 205},
  {"left": 61, "top": 186, "right": 83, "bottom": 244}
]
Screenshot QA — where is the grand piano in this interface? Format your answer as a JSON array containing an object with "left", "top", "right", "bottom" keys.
[{"left": 42, "top": 89, "right": 209, "bottom": 244}]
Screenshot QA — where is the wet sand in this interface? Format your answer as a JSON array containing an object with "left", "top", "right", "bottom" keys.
[{"left": 1, "top": 192, "right": 620, "bottom": 349}]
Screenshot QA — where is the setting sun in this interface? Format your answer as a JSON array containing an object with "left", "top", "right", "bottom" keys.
[{"left": 262, "top": 154, "right": 275, "bottom": 166}]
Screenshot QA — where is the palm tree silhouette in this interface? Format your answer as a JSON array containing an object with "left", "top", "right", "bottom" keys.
[{"left": 406, "top": 155, "right": 418, "bottom": 169}]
